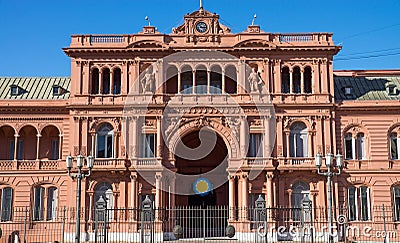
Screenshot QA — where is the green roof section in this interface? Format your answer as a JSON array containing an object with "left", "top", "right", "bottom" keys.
[
  {"left": 0, "top": 77, "right": 70, "bottom": 100},
  {"left": 334, "top": 75, "right": 400, "bottom": 101}
]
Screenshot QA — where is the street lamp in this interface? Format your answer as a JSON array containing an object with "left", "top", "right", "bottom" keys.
[
  {"left": 67, "top": 154, "right": 94, "bottom": 243},
  {"left": 315, "top": 152, "right": 343, "bottom": 243}
]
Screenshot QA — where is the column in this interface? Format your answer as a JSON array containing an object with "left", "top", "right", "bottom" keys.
[
  {"left": 177, "top": 71, "right": 182, "bottom": 94},
  {"left": 351, "top": 135, "right": 356, "bottom": 159},
  {"left": 266, "top": 172, "right": 273, "bottom": 208},
  {"left": 240, "top": 116, "right": 247, "bottom": 158},
  {"left": 156, "top": 118, "right": 162, "bottom": 158},
  {"left": 207, "top": 70, "right": 211, "bottom": 94},
  {"left": 36, "top": 134, "right": 41, "bottom": 160},
  {"left": 320, "top": 59, "right": 328, "bottom": 94},
  {"left": 155, "top": 173, "right": 162, "bottom": 209},
  {"left": 130, "top": 117, "right": 138, "bottom": 158},
  {"left": 241, "top": 172, "right": 248, "bottom": 220},
  {"left": 58, "top": 134, "right": 63, "bottom": 160},
  {"left": 289, "top": 69, "right": 293, "bottom": 94},
  {"left": 110, "top": 70, "right": 114, "bottom": 94},
  {"left": 168, "top": 174, "right": 176, "bottom": 208},
  {"left": 273, "top": 60, "right": 281, "bottom": 93},
  {"left": 264, "top": 117, "right": 271, "bottom": 157},
  {"left": 99, "top": 71, "right": 103, "bottom": 94},
  {"left": 287, "top": 189, "right": 292, "bottom": 208},
  {"left": 228, "top": 174, "right": 236, "bottom": 220},
  {"left": 285, "top": 132, "right": 290, "bottom": 157},
  {"left": 122, "top": 62, "right": 129, "bottom": 95},
  {"left": 312, "top": 60, "right": 319, "bottom": 94},
  {"left": 300, "top": 69, "right": 304, "bottom": 93},
  {"left": 276, "top": 117, "right": 283, "bottom": 157},
  {"left": 82, "top": 62, "right": 90, "bottom": 95},
  {"left": 192, "top": 70, "right": 196, "bottom": 94},
  {"left": 324, "top": 117, "right": 332, "bottom": 154},
  {"left": 113, "top": 132, "right": 118, "bottom": 159},
  {"left": 308, "top": 132, "right": 313, "bottom": 158},
  {"left": 91, "top": 133, "right": 96, "bottom": 157},
  {"left": 130, "top": 173, "right": 138, "bottom": 209},
  {"left": 14, "top": 134, "right": 19, "bottom": 160},
  {"left": 263, "top": 59, "right": 270, "bottom": 93},
  {"left": 88, "top": 192, "right": 94, "bottom": 220},
  {"left": 222, "top": 71, "right": 226, "bottom": 94}
]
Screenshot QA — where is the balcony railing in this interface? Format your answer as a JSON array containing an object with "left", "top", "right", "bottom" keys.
[
  {"left": 0, "top": 160, "right": 62, "bottom": 171},
  {"left": 92, "top": 158, "right": 126, "bottom": 170},
  {"left": 90, "top": 35, "right": 124, "bottom": 44},
  {"left": 278, "top": 158, "right": 315, "bottom": 169}
]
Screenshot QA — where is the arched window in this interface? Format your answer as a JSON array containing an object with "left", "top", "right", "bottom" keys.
[
  {"left": 393, "top": 186, "right": 400, "bottom": 221},
  {"left": 96, "top": 124, "right": 114, "bottom": 158},
  {"left": 225, "top": 65, "right": 237, "bottom": 94},
  {"left": 94, "top": 182, "right": 114, "bottom": 221},
  {"left": 33, "top": 186, "right": 58, "bottom": 221},
  {"left": 390, "top": 132, "right": 400, "bottom": 160},
  {"left": 91, "top": 68, "right": 99, "bottom": 94},
  {"left": 281, "top": 67, "right": 290, "bottom": 93},
  {"left": 348, "top": 186, "right": 370, "bottom": 221},
  {"left": 304, "top": 67, "right": 312, "bottom": 93},
  {"left": 210, "top": 65, "right": 222, "bottom": 94},
  {"left": 291, "top": 181, "right": 310, "bottom": 221},
  {"left": 181, "top": 66, "right": 193, "bottom": 94},
  {"left": 102, "top": 68, "right": 111, "bottom": 94},
  {"left": 293, "top": 67, "right": 301, "bottom": 94},
  {"left": 289, "top": 122, "right": 308, "bottom": 157},
  {"left": 1, "top": 187, "right": 13, "bottom": 222},
  {"left": 113, "top": 68, "right": 121, "bottom": 95}
]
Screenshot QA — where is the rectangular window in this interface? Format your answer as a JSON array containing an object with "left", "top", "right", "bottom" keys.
[
  {"left": 348, "top": 187, "right": 357, "bottom": 221},
  {"left": 51, "top": 140, "right": 59, "bottom": 160},
  {"left": 1, "top": 187, "right": 13, "bottom": 222},
  {"left": 9, "top": 140, "right": 15, "bottom": 160},
  {"left": 394, "top": 187, "right": 400, "bottom": 221},
  {"left": 248, "top": 134, "right": 263, "bottom": 157},
  {"left": 47, "top": 188, "right": 57, "bottom": 221},
  {"left": 33, "top": 187, "right": 45, "bottom": 221},
  {"left": 141, "top": 134, "right": 156, "bottom": 158},
  {"left": 360, "top": 186, "right": 370, "bottom": 221}
]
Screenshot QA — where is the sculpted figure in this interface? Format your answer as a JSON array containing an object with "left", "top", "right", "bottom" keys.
[
  {"left": 141, "top": 69, "right": 155, "bottom": 93},
  {"left": 248, "top": 68, "right": 263, "bottom": 93}
]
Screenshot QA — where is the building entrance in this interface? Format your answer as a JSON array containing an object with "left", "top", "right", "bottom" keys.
[{"left": 175, "top": 128, "right": 229, "bottom": 206}]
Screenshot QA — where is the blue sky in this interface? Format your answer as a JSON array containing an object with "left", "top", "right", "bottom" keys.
[{"left": 0, "top": 0, "right": 399, "bottom": 76}]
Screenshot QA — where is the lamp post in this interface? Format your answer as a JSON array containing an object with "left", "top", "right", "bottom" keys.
[
  {"left": 315, "top": 152, "right": 343, "bottom": 243},
  {"left": 67, "top": 155, "right": 94, "bottom": 243}
]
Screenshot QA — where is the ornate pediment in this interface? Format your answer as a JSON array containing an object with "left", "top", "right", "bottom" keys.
[
  {"left": 172, "top": 8, "right": 230, "bottom": 43},
  {"left": 234, "top": 39, "right": 273, "bottom": 49},
  {"left": 129, "top": 40, "right": 168, "bottom": 49}
]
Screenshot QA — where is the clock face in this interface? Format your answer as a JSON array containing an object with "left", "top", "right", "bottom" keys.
[{"left": 196, "top": 22, "right": 208, "bottom": 33}]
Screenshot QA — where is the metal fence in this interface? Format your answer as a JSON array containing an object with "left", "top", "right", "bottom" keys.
[{"left": 0, "top": 203, "right": 399, "bottom": 242}]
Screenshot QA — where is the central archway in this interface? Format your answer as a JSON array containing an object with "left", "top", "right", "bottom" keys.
[{"left": 175, "top": 128, "right": 228, "bottom": 207}]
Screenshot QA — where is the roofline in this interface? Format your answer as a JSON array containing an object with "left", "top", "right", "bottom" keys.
[{"left": 334, "top": 69, "right": 400, "bottom": 77}]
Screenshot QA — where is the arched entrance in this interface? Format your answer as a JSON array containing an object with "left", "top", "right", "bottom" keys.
[{"left": 175, "top": 128, "right": 229, "bottom": 207}]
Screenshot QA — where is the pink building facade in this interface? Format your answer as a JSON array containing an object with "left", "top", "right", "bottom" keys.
[{"left": 1, "top": 7, "right": 400, "bottom": 239}]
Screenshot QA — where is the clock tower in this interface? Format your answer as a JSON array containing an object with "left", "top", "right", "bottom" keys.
[{"left": 172, "top": 7, "right": 231, "bottom": 44}]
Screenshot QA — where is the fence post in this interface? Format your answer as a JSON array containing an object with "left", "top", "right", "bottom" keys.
[
  {"left": 382, "top": 205, "right": 388, "bottom": 243},
  {"left": 95, "top": 196, "right": 107, "bottom": 243},
  {"left": 23, "top": 206, "right": 28, "bottom": 243},
  {"left": 255, "top": 195, "right": 267, "bottom": 243},
  {"left": 141, "top": 195, "right": 153, "bottom": 243},
  {"left": 61, "top": 206, "right": 66, "bottom": 243},
  {"left": 301, "top": 195, "right": 312, "bottom": 243}
]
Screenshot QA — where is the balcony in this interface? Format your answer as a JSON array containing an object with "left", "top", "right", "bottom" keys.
[
  {"left": 243, "top": 158, "right": 275, "bottom": 169},
  {"left": 92, "top": 158, "right": 126, "bottom": 171},
  {"left": 278, "top": 157, "right": 317, "bottom": 170},
  {"left": 0, "top": 160, "right": 62, "bottom": 171},
  {"left": 131, "top": 158, "right": 163, "bottom": 171}
]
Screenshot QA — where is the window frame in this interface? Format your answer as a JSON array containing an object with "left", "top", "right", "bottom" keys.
[
  {"left": 141, "top": 133, "right": 156, "bottom": 158},
  {"left": 0, "top": 187, "right": 13, "bottom": 222},
  {"left": 247, "top": 133, "right": 264, "bottom": 158},
  {"left": 347, "top": 186, "right": 371, "bottom": 222},
  {"left": 390, "top": 133, "right": 400, "bottom": 160},
  {"left": 96, "top": 124, "right": 114, "bottom": 159},
  {"left": 393, "top": 186, "right": 400, "bottom": 222},
  {"left": 289, "top": 123, "right": 308, "bottom": 158}
]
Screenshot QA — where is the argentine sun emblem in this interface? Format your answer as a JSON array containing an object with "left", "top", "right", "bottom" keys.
[{"left": 193, "top": 178, "right": 212, "bottom": 196}]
